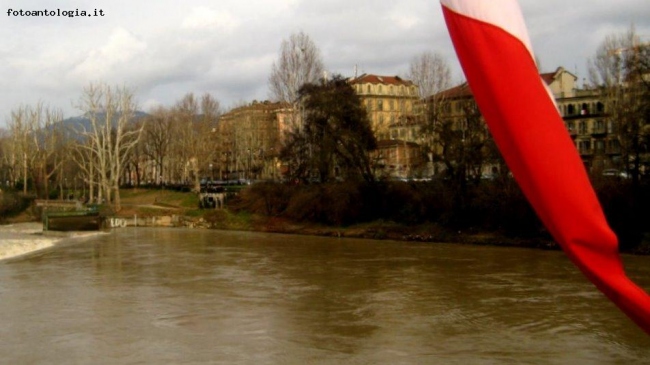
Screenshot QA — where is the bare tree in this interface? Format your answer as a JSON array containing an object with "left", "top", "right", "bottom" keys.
[
  {"left": 268, "top": 31, "right": 325, "bottom": 105},
  {"left": 8, "top": 106, "right": 34, "bottom": 194},
  {"left": 407, "top": 51, "right": 452, "bottom": 99},
  {"left": 75, "top": 83, "right": 143, "bottom": 211},
  {"left": 0, "top": 129, "right": 13, "bottom": 187},
  {"left": 28, "top": 104, "right": 68, "bottom": 199},
  {"left": 142, "top": 106, "right": 174, "bottom": 185},
  {"left": 71, "top": 139, "right": 97, "bottom": 203},
  {"left": 408, "top": 52, "right": 453, "bottom": 176},
  {"left": 199, "top": 93, "right": 222, "bottom": 181},
  {"left": 5, "top": 103, "right": 72, "bottom": 198},
  {"left": 588, "top": 25, "right": 648, "bottom": 183},
  {"left": 171, "top": 93, "right": 221, "bottom": 191}
]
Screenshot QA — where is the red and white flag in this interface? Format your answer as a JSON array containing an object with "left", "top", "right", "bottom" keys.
[{"left": 440, "top": 0, "right": 650, "bottom": 334}]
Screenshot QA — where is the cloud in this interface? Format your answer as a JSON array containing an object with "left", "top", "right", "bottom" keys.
[
  {"left": 181, "top": 7, "right": 240, "bottom": 32},
  {"left": 390, "top": 14, "right": 421, "bottom": 30},
  {"left": 1, "top": 0, "right": 648, "bottom": 125},
  {"left": 71, "top": 28, "right": 147, "bottom": 80}
]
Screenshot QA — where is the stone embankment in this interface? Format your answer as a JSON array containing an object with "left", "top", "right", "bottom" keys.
[{"left": 106, "top": 215, "right": 211, "bottom": 229}]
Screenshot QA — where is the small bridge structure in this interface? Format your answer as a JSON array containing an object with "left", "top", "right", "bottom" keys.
[{"left": 36, "top": 200, "right": 103, "bottom": 232}]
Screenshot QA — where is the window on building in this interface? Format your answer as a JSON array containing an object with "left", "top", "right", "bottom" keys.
[
  {"left": 367, "top": 85, "right": 371, "bottom": 94},
  {"left": 378, "top": 100, "right": 383, "bottom": 111},
  {"left": 567, "top": 121, "right": 575, "bottom": 132},
  {"left": 579, "top": 121, "right": 587, "bottom": 134},
  {"left": 568, "top": 104, "right": 576, "bottom": 115}
]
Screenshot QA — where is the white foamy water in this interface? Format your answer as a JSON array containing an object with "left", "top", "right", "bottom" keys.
[{"left": 0, "top": 223, "right": 104, "bottom": 261}]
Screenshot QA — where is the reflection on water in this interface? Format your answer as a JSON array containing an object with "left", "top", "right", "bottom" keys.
[{"left": 0, "top": 228, "right": 649, "bottom": 364}]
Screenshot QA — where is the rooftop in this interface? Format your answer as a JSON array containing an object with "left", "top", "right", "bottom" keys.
[{"left": 349, "top": 74, "right": 415, "bottom": 86}]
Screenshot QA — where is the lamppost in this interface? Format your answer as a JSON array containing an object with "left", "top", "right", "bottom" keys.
[{"left": 209, "top": 163, "right": 213, "bottom": 182}]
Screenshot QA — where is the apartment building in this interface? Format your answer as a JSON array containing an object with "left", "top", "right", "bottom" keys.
[
  {"left": 216, "top": 100, "right": 290, "bottom": 180},
  {"left": 348, "top": 74, "right": 420, "bottom": 141},
  {"left": 545, "top": 67, "right": 619, "bottom": 172},
  {"left": 348, "top": 74, "right": 424, "bottom": 179},
  {"left": 432, "top": 67, "right": 621, "bottom": 175}
]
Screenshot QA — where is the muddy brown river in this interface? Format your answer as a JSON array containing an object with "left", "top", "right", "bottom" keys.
[{"left": 1, "top": 228, "right": 648, "bottom": 364}]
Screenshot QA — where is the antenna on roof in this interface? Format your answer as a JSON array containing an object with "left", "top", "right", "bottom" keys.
[{"left": 354, "top": 64, "right": 358, "bottom": 78}]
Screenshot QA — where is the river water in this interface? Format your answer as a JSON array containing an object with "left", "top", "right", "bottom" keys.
[{"left": 1, "top": 228, "right": 649, "bottom": 364}]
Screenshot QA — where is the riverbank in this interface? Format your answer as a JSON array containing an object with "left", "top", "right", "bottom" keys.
[
  {"left": 4, "top": 187, "right": 649, "bottom": 255},
  {"left": 5, "top": 210, "right": 650, "bottom": 255},
  {"left": 187, "top": 209, "right": 562, "bottom": 250}
]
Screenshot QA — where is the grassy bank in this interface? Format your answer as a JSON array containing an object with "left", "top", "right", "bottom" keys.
[
  {"left": 203, "top": 212, "right": 560, "bottom": 250},
  {"left": 113, "top": 187, "right": 560, "bottom": 250},
  {"left": 4, "top": 184, "right": 648, "bottom": 254}
]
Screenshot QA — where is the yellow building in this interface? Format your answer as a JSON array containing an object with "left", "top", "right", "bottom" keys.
[
  {"left": 217, "top": 100, "right": 290, "bottom": 180},
  {"left": 348, "top": 74, "right": 420, "bottom": 141}
]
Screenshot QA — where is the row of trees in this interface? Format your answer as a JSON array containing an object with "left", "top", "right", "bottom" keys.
[
  {"left": 134, "top": 93, "right": 221, "bottom": 192},
  {"left": 0, "top": 84, "right": 147, "bottom": 211},
  {"left": 0, "top": 84, "right": 222, "bottom": 211},
  {"left": 1, "top": 27, "right": 647, "bottom": 213}
]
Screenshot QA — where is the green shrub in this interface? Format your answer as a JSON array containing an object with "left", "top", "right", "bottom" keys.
[
  {"left": 226, "top": 178, "right": 650, "bottom": 252},
  {"left": 0, "top": 190, "right": 33, "bottom": 221}
]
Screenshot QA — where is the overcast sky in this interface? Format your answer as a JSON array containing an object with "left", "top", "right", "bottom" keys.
[{"left": 1, "top": 0, "right": 648, "bottom": 126}]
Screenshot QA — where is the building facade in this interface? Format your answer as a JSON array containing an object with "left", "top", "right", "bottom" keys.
[
  {"left": 348, "top": 74, "right": 423, "bottom": 179},
  {"left": 432, "top": 67, "right": 623, "bottom": 176},
  {"left": 216, "top": 100, "right": 290, "bottom": 180},
  {"left": 348, "top": 74, "right": 420, "bottom": 141},
  {"left": 371, "top": 139, "right": 426, "bottom": 180},
  {"left": 544, "top": 67, "right": 620, "bottom": 172}
]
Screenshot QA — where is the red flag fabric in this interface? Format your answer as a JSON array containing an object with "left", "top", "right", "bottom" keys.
[{"left": 440, "top": 0, "right": 650, "bottom": 334}]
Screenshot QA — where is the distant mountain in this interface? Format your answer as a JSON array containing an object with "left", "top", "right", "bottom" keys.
[
  {"left": 61, "top": 111, "right": 149, "bottom": 132},
  {"left": 58, "top": 111, "right": 149, "bottom": 139}
]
